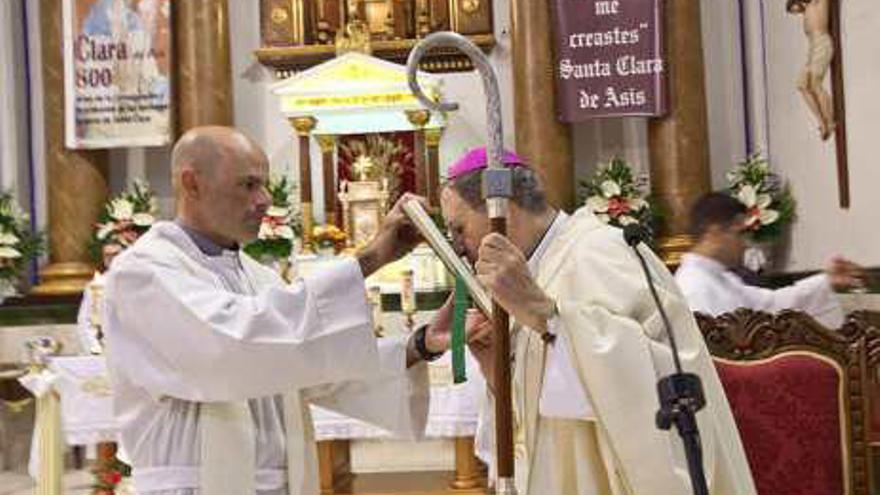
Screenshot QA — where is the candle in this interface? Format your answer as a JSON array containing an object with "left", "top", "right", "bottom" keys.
[
  {"left": 401, "top": 269, "right": 416, "bottom": 314},
  {"left": 368, "top": 286, "right": 384, "bottom": 336}
]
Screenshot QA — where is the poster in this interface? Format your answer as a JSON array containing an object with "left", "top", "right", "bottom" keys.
[
  {"left": 63, "top": 0, "right": 172, "bottom": 149},
  {"left": 551, "top": 0, "right": 667, "bottom": 121}
]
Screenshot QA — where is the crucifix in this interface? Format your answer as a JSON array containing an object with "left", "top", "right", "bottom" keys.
[{"left": 787, "top": 0, "right": 849, "bottom": 208}]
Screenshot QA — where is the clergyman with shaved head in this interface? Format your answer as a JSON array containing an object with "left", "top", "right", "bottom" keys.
[{"left": 104, "top": 127, "right": 459, "bottom": 495}]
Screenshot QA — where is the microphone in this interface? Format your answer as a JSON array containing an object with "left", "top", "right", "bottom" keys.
[
  {"left": 623, "top": 223, "right": 649, "bottom": 248},
  {"left": 623, "top": 225, "right": 709, "bottom": 495}
]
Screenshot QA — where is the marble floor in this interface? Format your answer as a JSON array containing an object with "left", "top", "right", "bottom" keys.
[
  {"left": 0, "top": 470, "right": 486, "bottom": 495},
  {"left": 0, "top": 469, "right": 93, "bottom": 495}
]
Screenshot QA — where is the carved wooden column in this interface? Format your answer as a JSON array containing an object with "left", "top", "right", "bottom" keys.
[
  {"left": 316, "top": 135, "right": 338, "bottom": 226},
  {"left": 32, "top": 0, "right": 109, "bottom": 296},
  {"left": 292, "top": 116, "right": 317, "bottom": 253},
  {"left": 406, "top": 109, "right": 431, "bottom": 198},
  {"left": 511, "top": 0, "right": 574, "bottom": 210},
  {"left": 174, "top": 0, "right": 233, "bottom": 130},
  {"left": 425, "top": 127, "right": 443, "bottom": 209},
  {"left": 648, "top": 0, "right": 712, "bottom": 266}
]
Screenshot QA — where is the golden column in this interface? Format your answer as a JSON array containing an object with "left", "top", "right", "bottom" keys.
[
  {"left": 292, "top": 117, "right": 317, "bottom": 253},
  {"left": 405, "top": 109, "right": 431, "bottom": 199},
  {"left": 648, "top": 0, "right": 712, "bottom": 266},
  {"left": 173, "top": 0, "right": 234, "bottom": 129},
  {"left": 316, "top": 135, "right": 338, "bottom": 226},
  {"left": 425, "top": 127, "right": 444, "bottom": 209},
  {"left": 511, "top": 0, "right": 574, "bottom": 210},
  {"left": 32, "top": 0, "right": 109, "bottom": 296}
]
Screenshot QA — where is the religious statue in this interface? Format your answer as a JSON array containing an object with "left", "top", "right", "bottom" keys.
[
  {"left": 335, "top": 4, "right": 372, "bottom": 55},
  {"left": 787, "top": 0, "right": 835, "bottom": 140}
]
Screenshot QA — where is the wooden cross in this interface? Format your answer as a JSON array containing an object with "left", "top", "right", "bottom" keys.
[{"left": 829, "top": 0, "right": 849, "bottom": 208}]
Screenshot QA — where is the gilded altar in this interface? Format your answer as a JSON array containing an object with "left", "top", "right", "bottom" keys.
[
  {"left": 256, "top": 0, "right": 495, "bottom": 76},
  {"left": 271, "top": 49, "right": 453, "bottom": 298}
]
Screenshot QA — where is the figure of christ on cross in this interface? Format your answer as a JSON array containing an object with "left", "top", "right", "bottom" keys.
[{"left": 787, "top": 0, "right": 835, "bottom": 140}]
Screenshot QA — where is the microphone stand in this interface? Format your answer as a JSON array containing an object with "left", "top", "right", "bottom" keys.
[{"left": 623, "top": 225, "right": 710, "bottom": 495}]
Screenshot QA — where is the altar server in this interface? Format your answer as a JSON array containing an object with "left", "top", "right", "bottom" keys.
[
  {"left": 438, "top": 148, "right": 756, "bottom": 494},
  {"left": 675, "top": 192, "right": 862, "bottom": 328},
  {"left": 104, "top": 126, "right": 456, "bottom": 495}
]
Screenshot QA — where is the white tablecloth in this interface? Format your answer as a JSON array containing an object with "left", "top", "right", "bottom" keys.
[
  {"left": 312, "top": 350, "right": 485, "bottom": 440},
  {"left": 24, "top": 350, "right": 485, "bottom": 447}
]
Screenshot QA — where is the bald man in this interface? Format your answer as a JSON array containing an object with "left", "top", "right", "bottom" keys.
[{"left": 104, "top": 127, "right": 456, "bottom": 495}]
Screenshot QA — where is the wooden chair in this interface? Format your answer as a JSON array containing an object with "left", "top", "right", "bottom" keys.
[{"left": 696, "top": 308, "right": 877, "bottom": 495}]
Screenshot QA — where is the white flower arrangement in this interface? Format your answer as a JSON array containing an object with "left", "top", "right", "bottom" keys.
[
  {"left": 91, "top": 180, "right": 158, "bottom": 261},
  {"left": 0, "top": 192, "right": 43, "bottom": 297},
  {"left": 580, "top": 158, "right": 656, "bottom": 236},
  {"left": 726, "top": 153, "right": 795, "bottom": 243},
  {"left": 244, "top": 175, "right": 301, "bottom": 262}
]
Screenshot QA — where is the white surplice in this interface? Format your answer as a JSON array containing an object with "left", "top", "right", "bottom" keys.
[
  {"left": 675, "top": 253, "right": 844, "bottom": 328},
  {"left": 103, "top": 222, "right": 429, "bottom": 495},
  {"left": 476, "top": 208, "right": 756, "bottom": 495}
]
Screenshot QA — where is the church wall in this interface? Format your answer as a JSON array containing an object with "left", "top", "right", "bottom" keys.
[
  {"left": 744, "top": 1, "right": 880, "bottom": 271},
  {"left": 17, "top": 0, "right": 879, "bottom": 272}
]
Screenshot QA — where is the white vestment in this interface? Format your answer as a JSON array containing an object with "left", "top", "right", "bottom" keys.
[
  {"left": 675, "top": 253, "right": 844, "bottom": 328},
  {"left": 478, "top": 208, "right": 756, "bottom": 495},
  {"left": 104, "top": 222, "right": 429, "bottom": 495}
]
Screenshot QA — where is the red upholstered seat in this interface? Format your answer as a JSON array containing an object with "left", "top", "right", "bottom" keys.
[
  {"left": 715, "top": 353, "right": 845, "bottom": 495},
  {"left": 696, "top": 309, "right": 876, "bottom": 494}
]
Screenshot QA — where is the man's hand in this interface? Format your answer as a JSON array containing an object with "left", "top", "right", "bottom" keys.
[
  {"left": 826, "top": 256, "right": 864, "bottom": 290},
  {"left": 357, "top": 193, "right": 427, "bottom": 277},
  {"left": 475, "top": 233, "right": 555, "bottom": 333},
  {"left": 423, "top": 294, "right": 455, "bottom": 354}
]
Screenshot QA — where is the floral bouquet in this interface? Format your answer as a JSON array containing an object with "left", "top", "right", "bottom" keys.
[
  {"left": 579, "top": 158, "right": 656, "bottom": 238},
  {"left": 92, "top": 180, "right": 157, "bottom": 261},
  {"left": 92, "top": 456, "right": 131, "bottom": 495},
  {"left": 243, "top": 175, "right": 301, "bottom": 262},
  {"left": 0, "top": 191, "right": 44, "bottom": 297},
  {"left": 726, "top": 153, "right": 795, "bottom": 244},
  {"left": 312, "top": 224, "right": 347, "bottom": 253}
]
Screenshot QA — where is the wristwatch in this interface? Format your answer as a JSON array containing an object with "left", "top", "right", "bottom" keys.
[{"left": 414, "top": 325, "right": 444, "bottom": 362}]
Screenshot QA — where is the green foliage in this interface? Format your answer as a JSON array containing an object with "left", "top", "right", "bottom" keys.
[
  {"left": 726, "top": 152, "right": 796, "bottom": 243},
  {"left": 578, "top": 157, "right": 659, "bottom": 240},
  {"left": 0, "top": 192, "right": 44, "bottom": 293},
  {"left": 243, "top": 175, "right": 302, "bottom": 262},
  {"left": 90, "top": 180, "right": 158, "bottom": 263}
]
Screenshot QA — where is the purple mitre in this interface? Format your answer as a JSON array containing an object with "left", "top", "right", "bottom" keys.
[{"left": 447, "top": 147, "right": 528, "bottom": 180}]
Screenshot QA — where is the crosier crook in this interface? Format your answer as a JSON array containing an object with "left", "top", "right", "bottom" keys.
[{"left": 407, "top": 32, "right": 517, "bottom": 495}]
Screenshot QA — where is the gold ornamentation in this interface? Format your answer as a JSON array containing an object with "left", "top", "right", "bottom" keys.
[
  {"left": 3, "top": 398, "right": 33, "bottom": 414},
  {"left": 338, "top": 179, "right": 389, "bottom": 249},
  {"left": 425, "top": 128, "right": 443, "bottom": 147},
  {"left": 462, "top": 0, "right": 480, "bottom": 14},
  {"left": 405, "top": 109, "right": 431, "bottom": 127},
  {"left": 290, "top": 116, "right": 317, "bottom": 136},
  {"left": 316, "top": 134, "right": 337, "bottom": 153},
  {"left": 335, "top": 6, "right": 373, "bottom": 56},
  {"left": 270, "top": 7, "right": 289, "bottom": 24},
  {"left": 656, "top": 234, "right": 696, "bottom": 269},
  {"left": 353, "top": 155, "right": 377, "bottom": 181},
  {"left": 301, "top": 202, "right": 315, "bottom": 254},
  {"left": 80, "top": 376, "right": 112, "bottom": 396}
]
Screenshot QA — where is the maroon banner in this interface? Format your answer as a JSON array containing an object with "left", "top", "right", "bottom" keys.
[{"left": 552, "top": 0, "right": 667, "bottom": 121}]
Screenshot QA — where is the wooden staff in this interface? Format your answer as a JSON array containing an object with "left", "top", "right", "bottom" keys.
[{"left": 407, "top": 32, "right": 516, "bottom": 494}]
